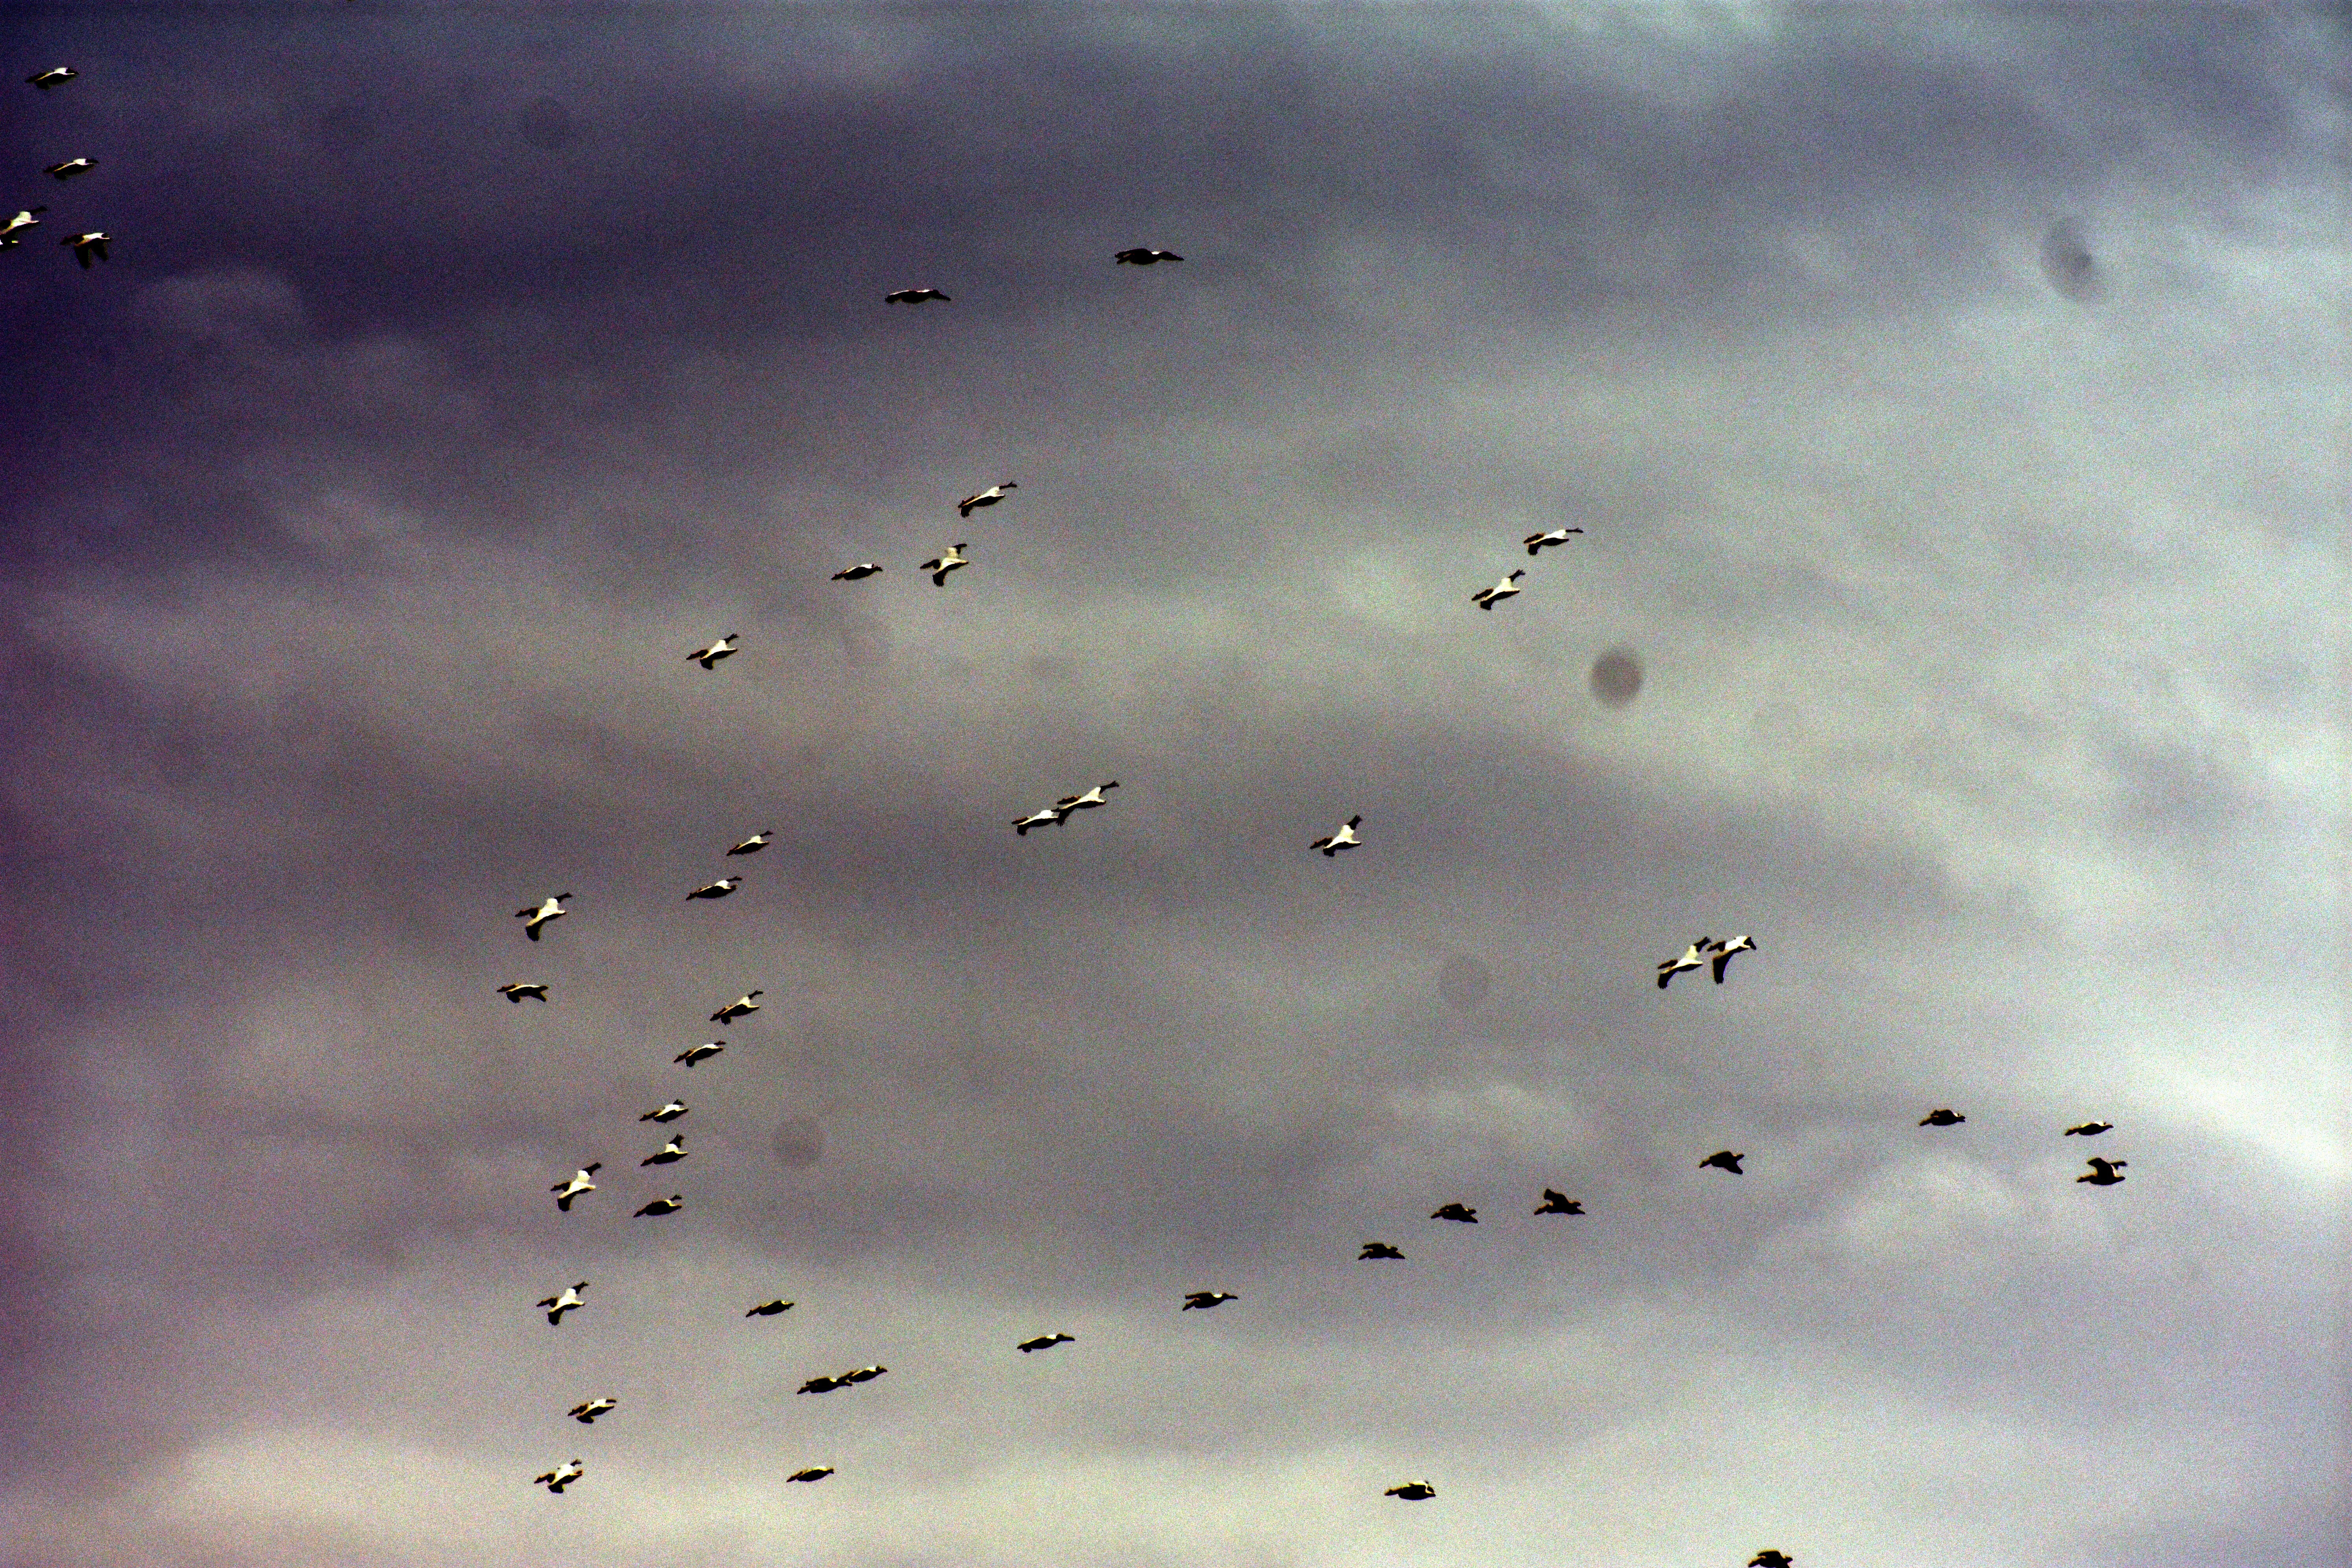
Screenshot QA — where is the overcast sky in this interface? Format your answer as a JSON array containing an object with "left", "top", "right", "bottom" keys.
[{"left": 0, "top": 3, "right": 2344, "bottom": 1566}]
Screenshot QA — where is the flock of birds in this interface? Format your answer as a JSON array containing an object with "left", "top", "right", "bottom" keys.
[{"left": 22, "top": 54, "right": 2140, "bottom": 1562}]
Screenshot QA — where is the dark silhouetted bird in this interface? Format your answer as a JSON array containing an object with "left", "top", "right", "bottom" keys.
[
  {"left": 746, "top": 1299, "right": 794, "bottom": 1317},
  {"left": 633, "top": 1195, "right": 683, "bottom": 1216},
  {"left": 44, "top": 158, "right": 95, "bottom": 180},
  {"left": 1386, "top": 1481, "right": 1437, "bottom": 1501},
  {"left": 27, "top": 67, "right": 78, "bottom": 89},
  {"left": 1749, "top": 1553, "right": 1795, "bottom": 1568},
  {"left": 642, "top": 1134, "right": 686, "bottom": 1166},
  {"left": 832, "top": 563, "right": 882, "bottom": 581},
  {"left": 1920, "top": 1109, "right": 1965, "bottom": 1127},
  {"left": 884, "top": 287, "right": 949, "bottom": 303},
  {"left": 1358, "top": 1241, "right": 1404, "bottom": 1260},
  {"left": 2065, "top": 1121, "right": 2114, "bottom": 1137},
  {"left": 1182, "top": 1291, "right": 1236, "bottom": 1310},
  {"left": 686, "top": 877, "right": 740, "bottom": 900},
  {"left": 498, "top": 983, "right": 549, "bottom": 1003},
  {"left": 1431, "top": 1202, "right": 1477, "bottom": 1223},
  {"left": 1534, "top": 1189, "right": 1584, "bottom": 1215},
  {"left": 788, "top": 1466, "right": 834, "bottom": 1483},
  {"left": 2078, "top": 1157, "right": 2127, "bottom": 1186},
  {"left": 1700, "top": 1150, "right": 1745, "bottom": 1175},
  {"left": 1018, "top": 1332, "right": 1076, "bottom": 1352},
  {"left": 1115, "top": 248, "right": 1183, "bottom": 265},
  {"left": 641, "top": 1100, "right": 688, "bottom": 1122}
]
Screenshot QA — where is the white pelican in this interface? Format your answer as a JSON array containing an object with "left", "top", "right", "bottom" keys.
[
  {"left": 1054, "top": 781, "right": 1119, "bottom": 812},
  {"left": 711, "top": 991, "right": 762, "bottom": 1022},
  {"left": 842, "top": 1365, "right": 886, "bottom": 1383},
  {"left": 516, "top": 894, "right": 570, "bottom": 941},
  {"left": 2077, "top": 1156, "right": 2127, "bottom": 1186},
  {"left": 568, "top": 1397, "right": 617, "bottom": 1424},
  {"left": 884, "top": 287, "right": 950, "bottom": 303},
  {"left": 1310, "top": 815, "right": 1362, "bottom": 855},
  {"left": 1017, "top": 1332, "right": 1076, "bottom": 1352},
  {"left": 633, "top": 1194, "right": 683, "bottom": 1216},
  {"left": 921, "top": 543, "right": 968, "bottom": 585},
  {"left": 537, "top": 1281, "right": 588, "bottom": 1324},
  {"left": 689, "top": 633, "right": 739, "bottom": 670},
  {"left": 686, "top": 876, "right": 741, "bottom": 900},
  {"left": 799, "top": 1374, "right": 843, "bottom": 1394},
  {"left": 497, "top": 983, "right": 549, "bottom": 1003},
  {"left": 831, "top": 563, "right": 882, "bottom": 581},
  {"left": 62, "top": 231, "right": 108, "bottom": 269},
  {"left": 1181, "top": 1290, "right": 1236, "bottom": 1310},
  {"left": 26, "top": 67, "right": 77, "bottom": 89},
  {"left": 1700, "top": 1150, "right": 1745, "bottom": 1174},
  {"left": 641, "top": 1099, "right": 688, "bottom": 1122},
  {"left": 1386, "top": 1481, "right": 1437, "bottom": 1501},
  {"left": 44, "top": 158, "right": 94, "bottom": 180},
  {"left": 958, "top": 483, "right": 1016, "bottom": 517},
  {"left": 2064, "top": 1121, "right": 2113, "bottom": 1137},
  {"left": 1013, "top": 804, "right": 1068, "bottom": 835},
  {"left": 1706, "top": 934, "right": 1756, "bottom": 982},
  {"left": 551, "top": 1164, "right": 599, "bottom": 1210},
  {"left": 1115, "top": 247, "right": 1183, "bottom": 265},
  {"left": 0, "top": 208, "right": 44, "bottom": 245},
  {"left": 675, "top": 1042, "right": 724, "bottom": 1066},
  {"left": 788, "top": 1466, "right": 834, "bottom": 1482},
  {"left": 641, "top": 1133, "right": 687, "bottom": 1166},
  {"left": 1655, "top": 939, "right": 1709, "bottom": 989},
  {"left": 1523, "top": 527, "right": 1583, "bottom": 555},
  {"left": 726, "top": 831, "right": 773, "bottom": 855},
  {"left": 534, "top": 1459, "right": 583, "bottom": 1493},
  {"left": 746, "top": 1298, "right": 794, "bottom": 1316},
  {"left": 1472, "top": 570, "right": 1525, "bottom": 610}
]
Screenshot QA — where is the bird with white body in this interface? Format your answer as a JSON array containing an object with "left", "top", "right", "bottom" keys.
[
  {"left": 1472, "top": 570, "right": 1526, "bottom": 610},
  {"left": 1311, "top": 815, "right": 1363, "bottom": 856},
  {"left": 675, "top": 1041, "right": 724, "bottom": 1066},
  {"left": 1523, "top": 527, "right": 1584, "bottom": 555},
  {"left": 831, "top": 563, "right": 882, "bottom": 581},
  {"left": 711, "top": 991, "right": 762, "bottom": 1022},
  {"left": 958, "top": 483, "right": 1016, "bottom": 517},
  {"left": 62, "top": 232, "right": 108, "bottom": 268},
  {"left": 686, "top": 877, "right": 741, "bottom": 900},
  {"left": 0, "top": 208, "right": 43, "bottom": 246},
  {"left": 44, "top": 158, "right": 95, "bottom": 180},
  {"left": 641, "top": 1133, "right": 687, "bottom": 1166},
  {"left": 516, "top": 895, "right": 570, "bottom": 942},
  {"left": 640, "top": 1099, "right": 688, "bottom": 1123},
  {"left": 534, "top": 1459, "right": 583, "bottom": 1494},
  {"left": 497, "top": 983, "right": 549, "bottom": 1003},
  {"left": 921, "top": 543, "right": 969, "bottom": 585},
  {"left": 567, "top": 1397, "right": 617, "bottom": 1424},
  {"left": 551, "top": 1164, "right": 600, "bottom": 1211},
  {"left": 537, "top": 1281, "right": 588, "bottom": 1325},
  {"left": 726, "top": 831, "right": 774, "bottom": 855},
  {"left": 688, "top": 634, "right": 739, "bottom": 670},
  {"left": 884, "top": 287, "right": 949, "bottom": 304}
]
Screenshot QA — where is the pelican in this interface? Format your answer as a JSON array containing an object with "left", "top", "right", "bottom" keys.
[
  {"left": 1523, "top": 526, "right": 1584, "bottom": 555},
  {"left": 1181, "top": 1291, "right": 1236, "bottom": 1310},
  {"left": 1472, "top": 570, "right": 1526, "bottom": 610},
  {"left": 842, "top": 1365, "right": 887, "bottom": 1383},
  {"left": 1018, "top": 1332, "right": 1076, "bottom": 1352},
  {"left": 63, "top": 231, "right": 109, "bottom": 269},
  {"left": 0, "top": 208, "right": 44, "bottom": 245},
  {"left": 641, "top": 1099, "right": 688, "bottom": 1122},
  {"left": 1749, "top": 1554, "right": 1795, "bottom": 1568},
  {"left": 675, "top": 1041, "right": 724, "bottom": 1066},
  {"left": 1534, "top": 1189, "right": 1584, "bottom": 1215},
  {"left": 44, "top": 158, "right": 95, "bottom": 180},
  {"left": 1014, "top": 804, "right": 1069, "bottom": 835},
  {"left": 726, "top": 831, "right": 774, "bottom": 854},
  {"left": 921, "top": 543, "right": 968, "bottom": 585},
  {"left": 1919, "top": 1108, "right": 1965, "bottom": 1127},
  {"left": 26, "top": 67, "right": 77, "bottom": 89},
  {"left": 1358, "top": 1241, "right": 1404, "bottom": 1260},
  {"left": 689, "top": 633, "right": 739, "bottom": 670},
  {"left": 884, "top": 287, "right": 949, "bottom": 304},
  {"left": 498, "top": 983, "right": 550, "bottom": 1003},
  {"left": 712, "top": 991, "right": 763, "bottom": 1022},
  {"left": 2064, "top": 1121, "right": 2114, "bottom": 1137},
  {"left": 746, "top": 1299, "right": 794, "bottom": 1317},
  {"left": 551, "top": 1164, "right": 600, "bottom": 1210},
  {"left": 1311, "top": 815, "right": 1363, "bottom": 856},
  {"left": 642, "top": 1133, "right": 687, "bottom": 1166},
  {"left": 798, "top": 1375, "right": 843, "bottom": 1394},
  {"left": 1054, "top": 781, "right": 1120, "bottom": 813},
  {"left": 1655, "top": 939, "right": 1710, "bottom": 989},
  {"left": 2077, "top": 1156, "right": 2127, "bottom": 1186},
  {"left": 687, "top": 876, "right": 741, "bottom": 900},
  {"left": 1706, "top": 934, "right": 1757, "bottom": 983},
  {"left": 832, "top": 564, "right": 882, "bottom": 584},
  {"left": 1431, "top": 1202, "right": 1477, "bottom": 1223},
  {"left": 537, "top": 1281, "right": 588, "bottom": 1325},
  {"left": 1700, "top": 1150, "right": 1745, "bottom": 1174},
  {"left": 1385, "top": 1481, "right": 1437, "bottom": 1501},
  {"left": 634, "top": 1194, "right": 683, "bottom": 1216},
  {"left": 568, "top": 1397, "right": 617, "bottom": 1424},
  {"left": 788, "top": 1466, "right": 835, "bottom": 1483},
  {"left": 534, "top": 1459, "right": 583, "bottom": 1494},
  {"left": 958, "top": 483, "right": 1016, "bottom": 517},
  {"left": 516, "top": 894, "right": 570, "bottom": 942},
  {"left": 1115, "top": 247, "right": 1183, "bottom": 265}
]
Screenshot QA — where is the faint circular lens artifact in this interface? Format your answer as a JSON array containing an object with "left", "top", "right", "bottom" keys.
[{"left": 1589, "top": 646, "right": 1643, "bottom": 708}]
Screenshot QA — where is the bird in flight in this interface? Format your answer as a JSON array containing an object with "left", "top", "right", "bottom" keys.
[
  {"left": 497, "top": 983, "right": 549, "bottom": 1004},
  {"left": 1706, "top": 934, "right": 1757, "bottom": 983},
  {"left": 534, "top": 1459, "right": 583, "bottom": 1494},
  {"left": 1013, "top": 803, "right": 1070, "bottom": 835},
  {"left": 686, "top": 877, "right": 741, "bottom": 900},
  {"left": 641, "top": 1133, "right": 688, "bottom": 1166},
  {"left": 1181, "top": 1291, "right": 1237, "bottom": 1311},
  {"left": 1919, "top": 1108, "right": 1965, "bottom": 1127},
  {"left": 2064, "top": 1121, "right": 2114, "bottom": 1137},
  {"left": 641, "top": 1099, "right": 688, "bottom": 1123},
  {"left": 688, "top": 633, "right": 739, "bottom": 670},
  {"left": 1749, "top": 1553, "right": 1796, "bottom": 1568},
  {"left": 675, "top": 1041, "right": 724, "bottom": 1066},
  {"left": 1534, "top": 1189, "right": 1584, "bottom": 1215},
  {"left": 1055, "top": 781, "right": 1120, "bottom": 815},
  {"left": 1656, "top": 939, "right": 1710, "bottom": 989},
  {"left": 1311, "top": 815, "right": 1363, "bottom": 856},
  {"left": 1472, "top": 570, "right": 1526, "bottom": 610},
  {"left": 551, "top": 1164, "right": 600, "bottom": 1211},
  {"left": 787, "top": 1466, "right": 835, "bottom": 1483},
  {"left": 62, "top": 231, "right": 111, "bottom": 269},
  {"left": 634, "top": 1194, "right": 683, "bottom": 1216},
  {"left": 516, "top": 894, "right": 570, "bottom": 942},
  {"left": 831, "top": 563, "right": 882, "bottom": 581},
  {"left": 567, "top": 1397, "right": 617, "bottom": 1424},
  {"left": 0, "top": 208, "right": 44, "bottom": 246},
  {"left": 1358, "top": 1241, "right": 1404, "bottom": 1260},
  {"left": 726, "top": 831, "right": 774, "bottom": 854},
  {"left": 1385, "top": 1481, "right": 1437, "bottom": 1501},
  {"left": 1430, "top": 1202, "right": 1478, "bottom": 1223},
  {"left": 746, "top": 1299, "right": 795, "bottom": 1317},
  {"left": 26, "top": 67, "right": 78, "bottom": 89},
  {"left": 1018, "top": 1332, "right": 1076, "bottom": 1352},
  {"left": 1523, "top": 527, "right": 1583, "bottom": 555},
  {"left": 884, "top": 287, "right": 950, "bottom": 304},
  {"left": 2077, "top": 1156, "right": 2127, "bottom": 1187},
  {"left": 922, "top": 543, "right": 969, "bottom": 585},
  {"left": 44, "top": 158, "right": 95, "bottom": 180},
  {"left": 1115, "top": 247, "right": 1183, "bottom": 265},
  {"left": 958, "top": 483, "right": 1017, "bottom": 517},
  {"left": 1700, "top": 1150, "right": 1746, "bottom": 1175},
  {"left": 711, "top": 991, "right": 763, "bottom": 1022},
  {"left": 537, "top": 1281, "right": 588, "bottom": 1325}
]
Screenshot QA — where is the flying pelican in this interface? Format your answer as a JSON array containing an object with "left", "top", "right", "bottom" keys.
[
  {"left": 1385, "top": 1481, "right": 1437, "bottom": 1501},
  {"left": 1534, "top": 1189, "right": 1584, "bottom": 1215},
  {"left": 0, "top": 208, "right": 44, "bottom": 245},
  {"left": 1919, "top": 1108, "right": 1966, "bottom": 1127},
  {"left": 551, "top": 1164, "right": 600, "bottom": 1211},
  {"left": 788, "top": 1466, "right": 835, "bottom": 1483},
  {"left": 2077, "top": 1156, "right": 2127, "bottom": 1186},
  {"left": 1431, "top": 1202, "right": 1478, "bottom": 1223},
  {"left": 746, "top": 1299, "right": 794, "bottom": 1317},
  {"left": 726, "top": 831, "right": 774, "bottom": 854},
  {"left": 675, "top": 1041, "right": 724, "bottom": 1066},
  {"left": 921, "top": 543, "right": 969, "bottom": 585},
  {"left": 884, "top": 287, "right": 950, "bottom": 303},
  {"left": 44, "top": 158, "right": 95, "bottom": 180},
  {"left": 1358, "top": 1241, "right": 1404, "bottom": 1260},
  {"left": 1311, "top": 815, "right": 1363, "bottom": 856},
  {"left": 712, "top": 991, "right": 763, "bottom": 1022},
  {"left": 634, "top": 1194, "right": 683, "bottom": 1216},
  {"left": 1655, "top": 939, "right": 1710, "bottom": 989},
  {"left": 1018, "top": 1332, "right": 1076, "bottom": 1352},
  {"left": 1115, "top": 247, "right": 1183, "bottom": 264},
  {"left": 497, "top": 983, "right": 549, "bottom": 1003},
  {"left": 63, "top": 231, "right": 109, "bottom": 269},
  {"left": 958, "top": 483, "right": 1017, "bottom": 517},
  {"left": 842, "top": 1365, "right": 886, "bottom": 1383},
  {"left": 1054, "top": 781, "right": 1120, "bottom": 813},
  {"left": 1014, "top": 803, "right": 1069, "bottom": 835},
  {"left": 1706, "top": 935, "right": 1757, "bottom": 983},
  {"left": 1700, "top": 1150, "right": 1746, "bottom": 1175},
  {"left": 799, "top": 1374, "right": 843, "bottom": 1394},
  {"left": 688, "top": 634, "right": 739, "bottom": 670},
  {"left": 686, "top": 877, "right": 741, "bottom": 900},
  {"left": 642, "top": 1133, "right": 688, "bottom": 1166},
  {"left": 831, "top": 563, "right": 882, "bottom": 581},
  {"left": 537, "top": 1281, "right": 588, "bottom": 1325},
  {"left": 516, "top": 894, "right": 570, "bottom": 942},
  {"left": 567, "top": 1397, "right": 617, "bottom": 1424},
  {"left": 641, "top": 1099, "right": 688, "bottom": 1122},
  {"left": 2064, "top": 1121, "right": 2114, "bottom": 1137},
  {"left": 1472, "top": 569, "right": 1526, "bottom": 610},
  {"left": 1181, "top": 1291, "right": 1236, "bottom": 1310},
  {"left": 1749, "top": 1553, "right": 1795, "bottom": 1568},
  {"left": 534, "top": 1459, "right": 583, "bottom": 1494},
  {"left": 26, "top": 67, "right": 78, "bottom": 89},
  {"left": 1523, "top": 526, "right": 1584, "bottom": 555}
]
